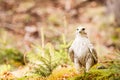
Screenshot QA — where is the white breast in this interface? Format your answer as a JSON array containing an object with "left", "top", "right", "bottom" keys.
[{"left": 71, "top": 37, "right": 89, "bottom": 58}]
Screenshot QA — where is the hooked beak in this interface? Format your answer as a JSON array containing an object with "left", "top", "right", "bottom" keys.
[
  {"left": 79, "top": 31, "right": 87, "bottom": 35},
  {"left": 79, "top": 30, "right": 83, "bottom": 34}
]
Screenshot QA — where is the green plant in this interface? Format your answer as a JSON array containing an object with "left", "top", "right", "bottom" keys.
[
  {"left": 0, "top": 29, "right": 24, "bottom": 67},
  {"left": 27, "top": 43, "right": 65, "bottom": 77},
  {"left": 27, "top": 34, "right": 72, "bottom": 77},
  {"left": 0, "top": 48, "right": 24, "bottom": 66}
]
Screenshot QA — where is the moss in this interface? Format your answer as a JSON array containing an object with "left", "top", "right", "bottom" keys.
[
  {"left": 69, "top": 69, "right": 116, "bottom": 80},
  {"left": 68, "top": 61, "right": 120, "bottom": 80},
  {"left": 17, "top": 75, "right": 46, "bottom": 80}
]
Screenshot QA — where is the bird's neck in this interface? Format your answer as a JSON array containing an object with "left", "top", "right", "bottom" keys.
[{"left": 76, "top": 34, "right": 88, "bottom": 39}]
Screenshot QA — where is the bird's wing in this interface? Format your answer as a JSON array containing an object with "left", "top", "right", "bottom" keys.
[
  {"left": 69, "top": 47, "right": 74, "bottom": 62},
  {"left": 88, "top": 43, "right": 98, "bottom": 63}
]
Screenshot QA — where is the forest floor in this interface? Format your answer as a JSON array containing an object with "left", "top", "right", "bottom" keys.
[{"left": 0, "top": 0, "right": 120, "bottom": 80}]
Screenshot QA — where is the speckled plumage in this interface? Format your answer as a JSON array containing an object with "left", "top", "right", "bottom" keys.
[{"left": 69, "top": 26, "right": 98, "bottom": 72}]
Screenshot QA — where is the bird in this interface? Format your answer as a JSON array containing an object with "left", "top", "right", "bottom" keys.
[{"left": 69, "top": 26, "right": 98, "bottom": 73}]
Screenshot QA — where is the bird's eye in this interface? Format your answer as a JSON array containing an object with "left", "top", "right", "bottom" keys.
[
  {"left": 82, "top": 28, "right": 85, "bottom": 31},
  {"left": 76, "top": 29, "right": 79, "bottom": 31}
]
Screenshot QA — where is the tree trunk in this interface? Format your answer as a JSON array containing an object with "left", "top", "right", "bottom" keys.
[{"left": 106, "top": 0, "right": 120, "bottom": 26}]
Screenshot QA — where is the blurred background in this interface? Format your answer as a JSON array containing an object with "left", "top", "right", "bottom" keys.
[{"left": 0, "top": 0, "right": 120, "bottom": 79}]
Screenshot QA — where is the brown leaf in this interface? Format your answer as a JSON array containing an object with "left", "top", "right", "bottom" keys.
[{"left": 16, "top": 1, "right": 35, "bottom": 13}]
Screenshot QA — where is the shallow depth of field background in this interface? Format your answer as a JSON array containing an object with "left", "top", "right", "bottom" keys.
[{"left": 0, "top": 0, "right": 120, "bottom": 80}]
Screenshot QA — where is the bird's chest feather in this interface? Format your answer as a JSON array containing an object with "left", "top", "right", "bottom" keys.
[{"left": 72, "top": 38, "right": 89, "bottom": 57}]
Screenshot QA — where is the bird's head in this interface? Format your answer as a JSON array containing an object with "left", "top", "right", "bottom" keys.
[{"left": 76, "top": 26, "right": 87, "bottom": 37}]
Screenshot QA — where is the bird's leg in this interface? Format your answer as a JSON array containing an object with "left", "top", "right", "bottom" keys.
[
  {"left": 69, "top": 51, "right": 74, "bottom": 62},
  {"left": 86, "top": 58, "right": 93, "bottom": 72},
  {"left": 69, "top": 47, "right": 74, "bottom": 62},
  {"left": 74, "top": 58, "right": 81, "bottom": 73}
]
